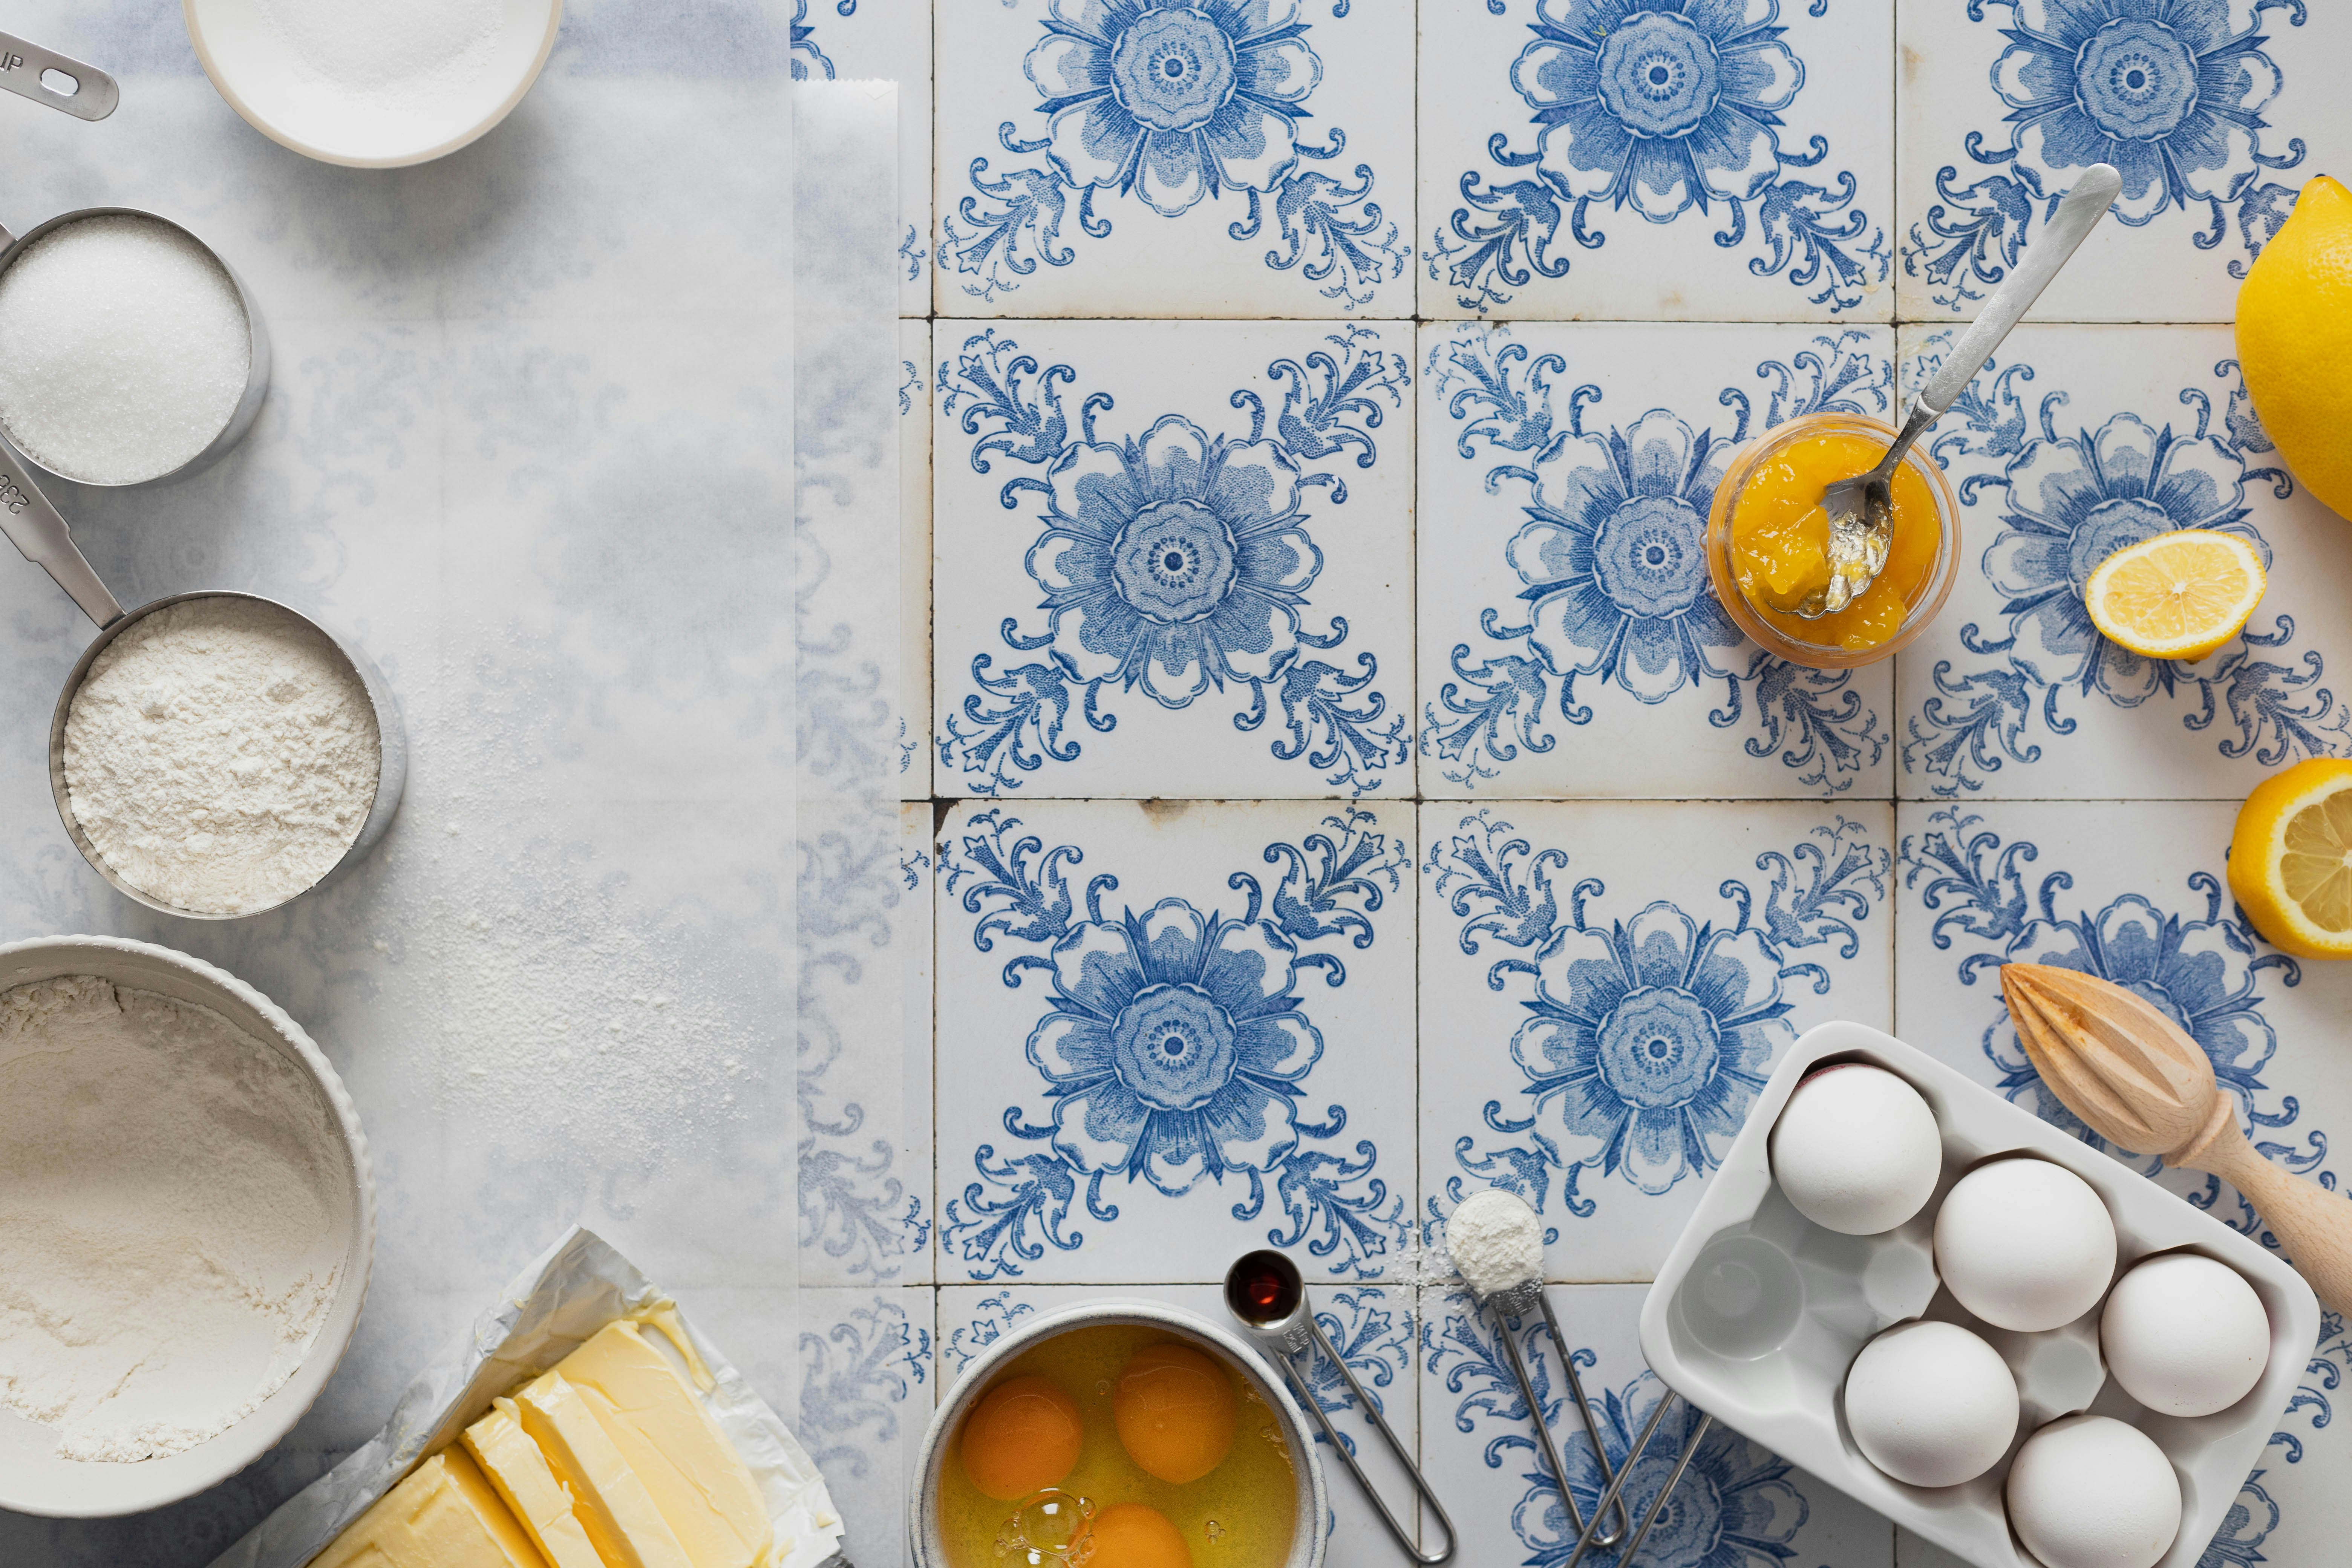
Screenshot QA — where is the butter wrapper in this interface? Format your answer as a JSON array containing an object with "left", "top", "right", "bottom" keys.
[{"left": 208, "top": 1226, "right": 845, "bottom": 1568}]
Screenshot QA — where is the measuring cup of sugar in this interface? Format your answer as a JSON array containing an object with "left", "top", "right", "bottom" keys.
[
  {"left": 0, "top": 207, "right": 270, "bottom": 488},
  {"left": 0, "top": 444, "right": 407, "bottom": 920}
]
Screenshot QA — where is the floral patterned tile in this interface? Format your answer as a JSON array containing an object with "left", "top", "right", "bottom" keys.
[
  {"left": 1896, "top": 0, "right": 2347, "bottom": 322},
  {"left": 1418, "top": 1283, "right": 1895, "bottom": 1568},
  {"left": 1418, "top": 0, "right": 1896, "bottom": 321},
  {"left": 792, "top": 0, "right": 934, "bottom": 314},
  {"left": 931, "top": 0, "right": 1414, "bottom": 316},
  {"left": 933, "top": 799, "right": 1417, "bottom": 1285},
  {"left": 939, "top": 1283, "right": 1427, "bottom": 1561},
  {"left": 1893, "top": 323, "right": 2352, "bottom": 799},
  {"left": 1890, "top": 800, "right": 2352, "bottom": 1568},
  {"left": 797, "top": 1286, "right": 936, "bottom": 1568},
  {"left": 798, "top": 803, "right": 933, "bottom": 1289},
  {"left": 1417, "top": 321, "right": 1898, "bottom": 799},
  {"left": 1422, "top": 800, "right": 1894, "bottom": 1283},
  {"left": 933, "top": 320, "right": 1415, "bottom": 799},
  {"left": 903, "top": 320, "right": 935, "bottom": 801}
]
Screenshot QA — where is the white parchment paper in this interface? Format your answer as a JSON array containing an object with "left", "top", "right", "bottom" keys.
[{"left": 207, "top": 1227, "right": 844, "bottom": 1568}]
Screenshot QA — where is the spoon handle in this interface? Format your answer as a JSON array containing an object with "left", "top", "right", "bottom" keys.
[
  {"left": 0, "top": 31, "right": 118, "bottom": 122},
  {"left": 0, "top": 442, "right": 124, "bottom": 628},
  {"left": 2174, "top": 1121, "right": 2352, "bottom": 1317},
  {"left": 1917, "top": 164, "right": 2124, "bottom": 419}
]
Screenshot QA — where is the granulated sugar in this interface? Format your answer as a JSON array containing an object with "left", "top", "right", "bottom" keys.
[
  {"left": 0, "top": 976, "right": 346, "bottom": 1462},
  {"left": 64, "top": 598, "right": 381, "bottom": 915},
  {"left": 0, "top": 214, "right": 250, "bottom": 485},
  {"left": 259, "top": 0, "right": 504, "bottom": 112}
]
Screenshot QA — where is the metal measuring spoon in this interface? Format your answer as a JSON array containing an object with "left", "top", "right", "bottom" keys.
[
  {"left": 1780, "top": 162, "right": 2123, "bottom": 619},
  {"left": 0, "top": 443, "right": 407, "bottom": 919},
  {"left": 0, "top": 30, "right": 118, "bottom": 121}
]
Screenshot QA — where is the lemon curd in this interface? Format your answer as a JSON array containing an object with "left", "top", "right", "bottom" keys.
[
  {"left": 940, "top": 1324, "right": 1298, "bottom": 1568},
  {"left": 1727, "top": 431, "right": 1941, "bottom": 652}
]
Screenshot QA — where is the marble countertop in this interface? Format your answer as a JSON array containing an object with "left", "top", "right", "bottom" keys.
[{"left": 0, "top": 5, "right": 796, "bottom": 1561}]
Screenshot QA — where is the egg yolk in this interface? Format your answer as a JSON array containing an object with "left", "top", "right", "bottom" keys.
[
  {"left": 1728, "top": 431, "right": 1941, "bottom": 652},
  {"left": 1082, "top": 1502, "right": 1194, "bottom": 1568},
  {"left": 1111, "top": 1343, "right": 1236, "bottom": 1485},
  {"left": 960, "top": 1375, "right": 1083, "bottom": 1501}
]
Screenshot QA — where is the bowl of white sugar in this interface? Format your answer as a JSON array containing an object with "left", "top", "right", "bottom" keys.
[
  {"left": 49, "top": 593, "right": 407, "bottom": 919},
  {"left": 185, "top": 0, "right": 565, "bottom": 168},
  {"left": 0, "top": 208, "right": 270, "bottom": 488},
  {"left": 0, "top": 935, "right": 373, "bottom": 1516}
]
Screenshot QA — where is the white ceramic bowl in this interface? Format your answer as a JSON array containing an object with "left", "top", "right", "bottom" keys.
[
  {"left": 911, "top": 1300, "right": 1329, "bottom": 1568},
  {"left": 1641, "top": 1022, "right": 2319, "bottom": 1568},
  {"left": 0, "top": 935, "right": 375, "bottom": 1517},
  {"left": 184, "top": 0, "right": 563, "bottom": 168}
]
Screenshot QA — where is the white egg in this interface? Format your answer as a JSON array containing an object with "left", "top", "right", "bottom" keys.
[
  {"left": 1768, "top": 1064, "right": 1943, "bottom": 1235},
  {"left": 1934, "top": 1158, "right": 2115, "bottom": 1331},
  {"left": 2006, "top": 1414, "right": 2181, "bottom": 1568},
  {"left": 1842, "top": 1319, "right": 2018, "bottom": 1487},
  {"left": 2102, "top": 1252, "right": 2271, "bottom": 1417}
]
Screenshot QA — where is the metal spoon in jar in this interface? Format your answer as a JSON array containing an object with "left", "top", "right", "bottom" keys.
[{"left": 1782, "top": 162, "right": 2122, "bottom": 619}]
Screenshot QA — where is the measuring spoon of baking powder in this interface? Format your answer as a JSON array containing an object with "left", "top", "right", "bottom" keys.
[
  {"left": 0, "top": 441, "right": 408, "bottom": 919},
  {"left": 0, "top": 30, "right": 118, "bottom": 120},
  {"left": 1781, "top": 162, "right": 2122, "bottom": 618}
]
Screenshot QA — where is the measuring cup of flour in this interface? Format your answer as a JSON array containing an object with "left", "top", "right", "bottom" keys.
[
  {"left": 0, "top": 206, "right": 270, "bottom": 487},
  {"left": 0, "top": 443, "right": 406, "bottom": 919}
]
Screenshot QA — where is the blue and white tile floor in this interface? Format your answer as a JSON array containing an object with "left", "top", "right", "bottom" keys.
[{"left": 817, "top": 1, "right": 2352, "bottom": 1562}]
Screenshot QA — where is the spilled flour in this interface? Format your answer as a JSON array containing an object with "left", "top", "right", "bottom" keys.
[{"left": 0, "top": 977, "right": 348, "bottom": 1461}]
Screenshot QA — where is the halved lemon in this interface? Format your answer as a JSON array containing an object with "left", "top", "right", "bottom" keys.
[
  {"left": 2230, "top": 758, "right": 2352, "bottom": 959},
  {"left": 2084, "top": 530, "right": 2266, "bottom": 661}
]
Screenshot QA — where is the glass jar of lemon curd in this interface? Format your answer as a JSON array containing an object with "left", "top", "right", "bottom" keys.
[{"left": 1705, "top": 412, "right": 1963, "bottom": 669}]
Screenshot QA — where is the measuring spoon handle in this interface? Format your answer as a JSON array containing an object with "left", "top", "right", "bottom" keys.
[
  {"left": 0, "top": 31, "right": 117, "bottom": 121},
  {"left": 1919, "top": 163, "right": 2123, "bottom": 418},
  {"left": 0, "top": 445, "right": 124, "bottom": 628}
]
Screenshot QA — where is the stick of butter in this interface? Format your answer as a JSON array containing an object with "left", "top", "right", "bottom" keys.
[
  {"left": 515, "top": 1371, "right": 695, "bottom": 1568},
  {"left": 556, "top": 1321, "right": 774, "bottom": 1568},
  {"left": 308, "top": 1450, "right": 542, "bottom": 1568},
  {"left": 463, "top": 1397, "right": 605, "bottom": 1568}
]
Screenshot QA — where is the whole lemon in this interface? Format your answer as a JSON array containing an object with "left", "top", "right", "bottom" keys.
[{"left": 2237, "top": 175, "right": 2352, "bottom": 519}]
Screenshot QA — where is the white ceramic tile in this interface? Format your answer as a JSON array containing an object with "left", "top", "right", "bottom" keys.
[
  {"left": 1421, "top": 800, "right": 1895, "bottom": 1284},
  {"left": 1417, "top": 321, "right": 1898, "bottom": 798},
  {"left": 937, "top": 1282, "right": 1427, "bottom": 1561},
  {"left": 1893, "top": 323, "right": 2352, "bottom": 799},
  {"left": 903, "top": 319, "right": 936, "bottom": 800},
  {"left": 799, "top": 800, "right": 931, "bottom": 1288},
  {"left": 932, "top": 0, "right": 1415, "bottom": 317},
  {"left": 793, "top": 0, "right": 935, "bottom": 315},
  {"left": 1419, "top": 0, "right": 1896, "bottom": 321},
  {"left": 934, "top": 320, "right": 1415, "bottom": 799},
  {"left": 1891, "top": 799, "right": 2352, "bottom": 1567},
  {"left": 1419, "top": 1283, "right": 1895, "bottom": 1568},
  {"left": 934, "top": 800, "right": 1417, "bottom": 1284},
  {"left": 1897, "top": 0, "right": 2350, "bottom": 322},
  {"left": 798, "top": 1286, "right": 936, "bottom": 1568}
]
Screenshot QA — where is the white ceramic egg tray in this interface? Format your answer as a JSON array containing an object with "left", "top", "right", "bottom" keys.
[{"left": 1639, "top": 1022, "right": 2321, "bottom": 1568}]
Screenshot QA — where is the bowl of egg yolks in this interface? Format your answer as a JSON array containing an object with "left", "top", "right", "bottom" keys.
[{"left": 912, "top": 1301, "right": 1327, "bottom": 1568}]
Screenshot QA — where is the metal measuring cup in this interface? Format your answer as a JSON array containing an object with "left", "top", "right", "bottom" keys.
[
  {"left": 0, "top": 206, "right": 271, "bottom": 488},
  {"left": 0, "top": 29, "right": 118, "bottom": 120},
  {"left": 0, "top": 442, "right": 407, "bottom": 920}
]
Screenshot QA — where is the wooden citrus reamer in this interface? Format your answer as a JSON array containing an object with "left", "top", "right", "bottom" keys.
[{"left": 2001, "top": 962, "right": 2352, "bottom": 1316}]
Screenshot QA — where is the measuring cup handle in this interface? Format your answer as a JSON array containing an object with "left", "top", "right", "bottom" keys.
[{"left": 0, "top": 445, "right": 123, "bottom": 628}]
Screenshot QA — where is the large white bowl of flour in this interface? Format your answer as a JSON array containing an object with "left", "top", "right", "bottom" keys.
[{"left": 0, "top": 936, "right": 374, "bottom": 1517}]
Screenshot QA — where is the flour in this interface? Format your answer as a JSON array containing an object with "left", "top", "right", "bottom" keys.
[
  {"left": 1445, "top": 1189, "right": 1545, "bottom": 1298},
  {"left": 0, "top": 976, "right": 347, "bottom": 1462},
  {"left": 64, "top": 598, "right": 381, "bottom": 915}
]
